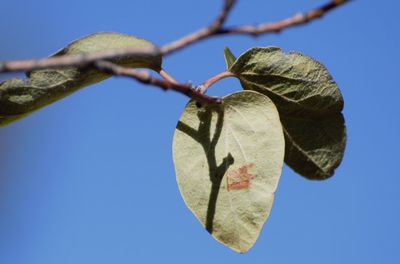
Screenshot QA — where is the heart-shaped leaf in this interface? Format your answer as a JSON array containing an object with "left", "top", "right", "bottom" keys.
[
  {"left": 229, "top": 47, "right": 346, "bottom": 179},
  {"left": 173, "top": 91, "right": 285, "bottom": 253},
  {"left": 0, "top": 32, "right": 162, "bottom": 126}
]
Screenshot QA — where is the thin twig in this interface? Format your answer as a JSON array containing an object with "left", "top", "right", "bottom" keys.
[
  {"left": 195, "top": 71, "right": 235, "bottom": 94},
  {"left": 0, "top": 0, "right": 350, "bottom": 73},
  {"left": 160, "top": 0, "right": 351, "bottom": 55},
  {"left": 203, "top": 71, "right": 235, "bottom": 89},
  {"left": 210, "top": 0, "right": 237, "bottom": 30},
  {"left": 159, "top": 69, "right": 179, "bottom": 85},
  {"left": 94, "top": 61, "right": 221, "bottom": 105},
  {"left": 218, "top": 0, "right": 352, "bottom": 36},
  {"left": 160, "top": 0, "right": 237, "bottom": 55},
  {"left": 0, "top": 0, "right": 351, "bottom": 104}
]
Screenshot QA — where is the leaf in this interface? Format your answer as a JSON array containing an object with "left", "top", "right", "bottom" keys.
[
  {"left": 223, "top": 47, "right": 236, "bottom": 70},
  {"left": 229, "top": 47, "right": 346, "bottom": 180},
  {"left": 173, "top": 91, "right": 285, "bottom": 253},
  {"left": 282, "top": 114, "right": 346, "bottom": 179},
  {"left": 0, "top": 32, "right": 162, "bottom": 126}
]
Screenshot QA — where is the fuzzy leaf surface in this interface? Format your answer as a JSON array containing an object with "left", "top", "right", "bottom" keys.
[
  {"left": 230, "top": 47, "right": 346, "bottom": 179},
  {"left": 0, "top": 32, "right": 162, "bottom": 126},
  {"left": 173, "top": 91, "right": 284, "bottom": 252}
]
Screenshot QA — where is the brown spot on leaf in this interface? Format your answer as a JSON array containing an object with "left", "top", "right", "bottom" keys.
[{"left": 226, "top": 163, "right": 255, "bottom": 191}]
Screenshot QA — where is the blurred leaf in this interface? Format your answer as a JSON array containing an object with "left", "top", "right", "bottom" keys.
[
  {"left": 230, "top": 47, "right": 346, "bottom": 179},
  {"left": 173, "top": 91, "right": 285, "bottom": 253},
  {"left": 223, "top": 47, "right": 236, "bottom": 70},
  {"left": 0, "top": 32, "right": 162, "bottom": 126}
]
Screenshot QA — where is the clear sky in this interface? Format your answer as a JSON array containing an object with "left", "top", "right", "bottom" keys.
[{"left": 0, "top": 0, "right": 399, "bottom": 263}]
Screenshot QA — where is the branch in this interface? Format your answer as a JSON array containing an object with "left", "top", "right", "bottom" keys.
[
  {"left": 0, "top": 47, "right": 159, "bottom": 73},
  {"left": 212, "top": 0, "right": 237, "bottom": 29},
  {"left": 0, "top": 0, "right": 351, "bottom": 73},
  {"left": 0, "top": 0, "right": 350, "bottom": 73},
  {"left": 0, "top": 0, "right": 351, "bottom": 104},
  {"left": 160, "top": 0, "right": 351, "bottom": 55},
  {"left": 160, "top": 0, "right": 237, "bottom": 55},
  {"left": 94, "top": 61, "right": 221, "bottom": 105},
  {"left": 217, "top": 0, "right": 352, "bottom": 36}
]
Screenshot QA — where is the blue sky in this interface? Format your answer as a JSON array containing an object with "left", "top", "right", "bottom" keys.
[{"left": 0, "top": 0, "right": 399, "bottom": 263}]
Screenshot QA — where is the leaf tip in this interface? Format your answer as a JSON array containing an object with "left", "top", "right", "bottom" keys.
[{"left": 223, "top": 47, "right": 237, "bottom": 70}]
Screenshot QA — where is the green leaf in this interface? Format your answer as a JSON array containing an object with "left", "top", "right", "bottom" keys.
[
  {"left": 223, "top": 47, "right": 236, "bottom": 70},
  {"left": 0, "top": 32, "right": 162, "bottom": 126},
  {"left": 281, "top": 114, "right": 346, "bottom": 179},
  {"left": 229, "top": 47, "right": 346, "bottom": 180},
  {"left": 173, "top": 91, "right": 285, "bottom": 253}
]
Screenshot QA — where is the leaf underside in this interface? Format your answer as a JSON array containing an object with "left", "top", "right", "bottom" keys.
[
  {"left": 230, "top": 47, "right": 346, "bottom": 180},
  {"left": 173, "top": 91, "right": 285, "bottom": 253},
  {"left": 0, "top": 32, "right": 162, "bottom": 126}
]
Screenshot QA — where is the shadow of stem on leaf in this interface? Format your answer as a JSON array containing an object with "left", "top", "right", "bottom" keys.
[{"left": 177, "top": 105, "right": 234, "bottom": 234}]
